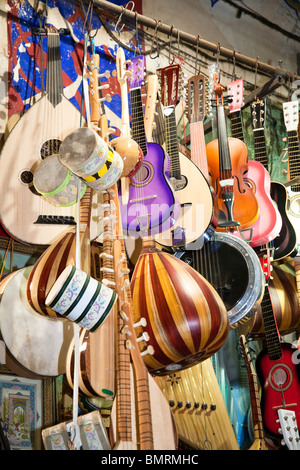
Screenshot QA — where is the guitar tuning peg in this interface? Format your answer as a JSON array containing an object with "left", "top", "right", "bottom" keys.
[
  {"left": 121, "top": 324, "right": 131, "bottom": 336},
  {"left": 121, "top": 278, "right": 130, "bottom": 291},
  {"left": 126, "top": 339, "right": 135, "bottom": 350},
  {"left": 119, "top": 310, "right": 129, "bottom": 321},
  {"left": 136, "top": 332, "right": 150, "bottom": 343},
  {"left": 98, "top": 70, "right": 110, "bottom": 80}
]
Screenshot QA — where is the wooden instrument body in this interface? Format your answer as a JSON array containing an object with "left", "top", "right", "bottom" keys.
[
  {"left": 131, "top": 243, "right": 229, "bottom": 375},
  {"left": 206, "top": 137, "right": 260, "bottom": 231},
  {"left": 250, "top": 263, "right": 300, "bottom": 338},
  {"left": 256, "top": 342, "right": 300, "bottom": 438}
]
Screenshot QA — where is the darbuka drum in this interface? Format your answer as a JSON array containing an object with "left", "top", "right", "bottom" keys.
[
  {"left": 0, "top": 266, "right": 74, "bottom": 376},
  {"left": 45, "top": 264, "right": 117, "bottom": 332},
  {"left": 110, "top": 135, "right": 143, "bottom": 177},
  {"left": 59, "top": 127, "right": 123, "bottom": 191},
  {"left": 33, "top": 154, "right": 86, "bottom": 206},
  {"left": 175, "top": 232, "right": 265, "bottom": 326}
]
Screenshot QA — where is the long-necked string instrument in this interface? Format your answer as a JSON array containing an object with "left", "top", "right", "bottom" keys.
[{"left": 109, "top": 182, "right": 177, "bottom": 450}]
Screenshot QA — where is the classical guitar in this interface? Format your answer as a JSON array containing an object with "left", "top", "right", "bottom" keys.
[
  {"left": 250, "top": 98, "right": 297, "bottom": 260},
  {"left": 117, "top": 54, "right": 180, "bottom": 238},
  {"left": 0, "top": 26, "right": 102, "bottom": 245},
  {"left": 206, "top": 77, "right": 260, "bottom": 231},
  {"left": 282, "top": 100, "right": 300, "bottom": 257},
  {"left": 154, "top": 64, "right": 214, "bottom": 249},
  {"left": 226, "top": 80, "right": 282, "bottom": 247},
  {"left": 255, "top": 280, "right": 300, "bottom": 439}
]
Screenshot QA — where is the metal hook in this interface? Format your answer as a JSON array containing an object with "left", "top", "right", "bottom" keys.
[
  {"left": 254, "top": 56, "right": 260, "bottom": 99},
  {"left": 232, "top": 50, "right": 236, "bottom": 80},
  {"left": 169, "top": 24, "right": 174, "bottom": 63},
  {"left": 114, "top": 1, "right": 135, "bottom": 34},
  {"left": 149, "top": 19, "right": 161, "bottom": 59},
  {"left": 195, "top": 34, "right": 201, "bottom": 75}
]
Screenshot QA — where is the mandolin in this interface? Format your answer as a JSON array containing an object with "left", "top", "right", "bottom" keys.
[
  {"left": 0, "top": 26, "right": 103, "bottom": 246},
  {"left": 117, "top": 54, "right": 180, "bottom": 238},
  {"left": 226, "top": 80, "right": 282, "bottom": 246},
  {"left": 206, "top": 77, "right": 260, "bottom": 231},
  {"left": 154, "top": 64, "right": 214, "bottom": 249}
]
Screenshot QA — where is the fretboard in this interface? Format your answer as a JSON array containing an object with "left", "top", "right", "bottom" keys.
[
  {"left": 46, "top": 32, "right": 63, "bottom": 107},
  {"left": 229, "top": 110, "right": 244, "bottom": 141},
  {"left": 287, "top": 130, "right": 300, "bottom": 192},
  {"left": 217, "top": 105, "right": 232, "bottom": 175},
  {"left": 130, "top": 87, "right": 147, "bottom": 156},
  {"left": 165, "top": 107, "right": 181, "bottom": 179},
  {"left": 253, "top": 128, "right": 269, "bottom": 171},
  {"left": 260, "top": 285, "right": 282, "bottom": 360},
  {"left": 190, "top": 121, "right": 209, "bottom": 181}
]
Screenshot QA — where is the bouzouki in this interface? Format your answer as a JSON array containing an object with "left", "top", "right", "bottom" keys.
[
  {"left": 154, "top": 64, "right": 214, "bottom": 249},
  {"left": 0, "top": 26, "right": 102, "bottom": 245},
  {"left": 226, "top": 80, "right": 282, "bottom": 246},
  {"left": 117, "top": 54, "right": 180, "bottom": 238}
]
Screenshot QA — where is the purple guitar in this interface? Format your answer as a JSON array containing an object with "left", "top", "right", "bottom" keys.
[{"left": 117, "top": 55, "right": 180, "bottom": 238}]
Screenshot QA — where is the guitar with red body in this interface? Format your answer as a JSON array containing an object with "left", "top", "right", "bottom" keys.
[{"left": 255, "top": 281, "right": 300, "bottom": 438}]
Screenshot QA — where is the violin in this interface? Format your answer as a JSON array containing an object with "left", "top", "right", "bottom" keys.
[{"left": 206, "top": 78, "right": 259, "bottom": 231}]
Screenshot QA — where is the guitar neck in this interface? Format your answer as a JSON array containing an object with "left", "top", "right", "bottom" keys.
[
  {"left": 165, "top": 107, "right": 181, "bottom": 179},
  {"left": 261, "top": 284, "right": 282, "bottom": 360},
  {"left": 190, "top": 121, "right": 209, "bottom": 181},
  {"left": 239, "top": 335, "right": 266, "bottom": 448},
  {"left": 130, "top": 87, "right": 147, "bottom": 156},
  {"left": 253, "top": 128, "right": 269, "bottom": 171},
  {"left": 46, "top": 32, "right": 64, "bottom": 106},
  {"left": 229, "top": 110, "right": 244, "bottom": 141},
  {"left": 217, "top": 105, "right": 232, "bottom": 176},
  {"left": 287, "top": 130, "right": 300, "bottom": 191}
]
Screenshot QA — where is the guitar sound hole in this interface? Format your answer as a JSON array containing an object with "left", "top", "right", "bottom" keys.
[
  {"left": 131, "top": 161, "right": 154, "bottom": 187},
  {"left": 269, "top": 363, "right": 293, "bottom": 392},
  {"left": 273, "top": 368, "right": 288, "bottom": 386},
  {"left": 19, "top": 170, "right": 40, "bottom": 196}
]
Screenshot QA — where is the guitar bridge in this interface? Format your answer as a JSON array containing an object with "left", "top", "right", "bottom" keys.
[{"left": 34, "top": 215, "right": 76, "bottom": 225}]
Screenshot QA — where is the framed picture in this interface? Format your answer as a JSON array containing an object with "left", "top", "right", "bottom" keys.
[{"left": 0, "top": 366, "right": 53, "bottom": 450}]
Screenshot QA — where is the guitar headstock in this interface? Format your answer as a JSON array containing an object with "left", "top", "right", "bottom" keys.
[
  {"left": 251, "top": 99, "right": 266, "bottom": 131},
  {"left": 277, "top": 409, "right": 300, "bottom": 450},
  {"left": 187, "top": 74, "right": 206, "bottom": 123},
  {"left": 257, "top": 244, "right": 273, "bottom": 281},
  {"left": 127, "top": 55, "right": 146, "bottom": 90},
  {"left": 158, "top": 64, "right": 181, "bottom": 108},
  {"left": 227, "top": 78, "right": 244, "bottom": 113},
  {"left": 283, "top": 100, "right": 299, "bottom": 132}
]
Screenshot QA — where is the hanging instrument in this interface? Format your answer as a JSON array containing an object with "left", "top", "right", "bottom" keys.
[
  {"left": 175, "top": 74, "right": 264, "bottom": 327},
  {"left": 154, "top": 64, "right": 214, "bottom": 249},
  {"left": 206, "top": 76, "right": 260, "bottom": 231},
  {"left": 0, "top": 26, "right": 103, "bottom": 245}
]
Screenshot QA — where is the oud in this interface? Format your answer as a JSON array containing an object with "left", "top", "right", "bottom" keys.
[{"left": 0, "top": 25, "right": 103, "bottom": 245}]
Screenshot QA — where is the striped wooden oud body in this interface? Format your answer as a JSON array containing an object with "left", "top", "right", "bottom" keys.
[
  {"left": 131, "top": 242, "right": 229, "bottom": 375},
  {"left": 250, "top": 263, "right": 300, "bottom": 338}
]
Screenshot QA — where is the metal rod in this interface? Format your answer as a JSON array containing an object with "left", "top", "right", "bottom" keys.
[{"left": 90, "top": 0, "right": 299, "bottom": 81}]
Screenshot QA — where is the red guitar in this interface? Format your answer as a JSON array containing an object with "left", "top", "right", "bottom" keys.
[{"left": 255, "top": 282, "right": 300, "bottom": 438}]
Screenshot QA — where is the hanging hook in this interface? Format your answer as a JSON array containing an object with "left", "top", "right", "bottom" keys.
[
  {"left": 134, "top": 11, "right": 141, "bottom": 55},
  {"left": 195, "top": 34, "right": 201, "bottom": 75},
  {"left": 232, "top": 50, "right": 236, "bottom": 80},
  {"left": 149, "top": 19, "right": 161, "bottom": 59},
  {"left": 254, "top": 56, "right": 260, "bottom": 99},
  {"left": 114, "top": 1, "right": 135, "bottom": 34},
  {"left": 169, "top": 24, "right": 174, "bottom": 63}
]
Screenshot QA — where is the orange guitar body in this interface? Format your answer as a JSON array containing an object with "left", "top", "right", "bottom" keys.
[{"left": 206, "top": 136, "right": 260, "bottom": 231}]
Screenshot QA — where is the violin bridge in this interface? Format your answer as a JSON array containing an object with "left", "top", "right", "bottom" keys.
[{"left": 219, "top": 178, "right": 234, "bottom": 187}]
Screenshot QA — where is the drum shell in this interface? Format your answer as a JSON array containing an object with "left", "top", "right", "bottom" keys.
[
  {"left": 33, "top": 154, "right": 86, "bottom": 207},
  {"left": 81, "top": 147, "right": 123, "bottom": 191},
  {"left": 45, "top": 264, "right": 117, "bottom": 332},
  {"left": 131, "top": 246, "right": 229, "bottom": 375}
]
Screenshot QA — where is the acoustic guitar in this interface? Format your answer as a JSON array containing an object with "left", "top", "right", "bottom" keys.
[
  {"left": 226, "top": 80, "right": 282, "bottom": 247},
  {"left": 282, "top": 100, "right": 300, "bottom": 257},
  {"left": 154, "top": 64, "right": 214, "bottom": 249},
  {"left": 118, "top": 54, "right": 180, "bottom": 238},
  {"left": 0, "top": 26, "right": 103, "bottom": 246}
]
